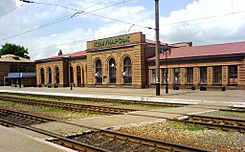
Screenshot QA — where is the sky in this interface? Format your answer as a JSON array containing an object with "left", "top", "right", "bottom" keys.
[{"left": 0, "top": 0, "right": 245, "bottom": 60}]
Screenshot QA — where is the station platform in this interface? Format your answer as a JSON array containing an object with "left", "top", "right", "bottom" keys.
[
  {"left": 1, "top": 86, "right": 244, "bottom": 151},
  {"left": 0, "top": 126, "right": 75, "bottom": 152},
  {"left": 0, "top": 86, "right": 245, "bottom": 106}
]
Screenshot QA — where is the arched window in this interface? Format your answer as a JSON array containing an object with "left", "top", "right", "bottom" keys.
[
  {"left": 40, "top": 68, "right": 44, "bottom": 84},
  {"left": 174, "top": 68, "right": 180, "bottom": 84},
  {"left": 109, "top": 58, "right": 116, "bottom": 83},
  {"left": 95, "top": 60, "right": 102, "bottom": 84},
  {"left": 77, "top": 66, "right": 81, "bottom": 87},
  {"left": 70, "top": 66, "right": 74, "bottom": 83},
  {"left": 123, "top": 57, "right": 132, "bottom": 84},
  {"left": 47, "top": 67, "right": 52, "bottom": 84},
  {"left": 55, "top": 67, "right": 59, "bottom": 84}
]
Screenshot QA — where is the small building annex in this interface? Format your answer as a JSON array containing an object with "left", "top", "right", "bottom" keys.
[
  {"left": 0, "top": 54, "right": 36, "bottom": 87},
  {"left": 35, "top": 32, "right": 245, "bottom": 89}
]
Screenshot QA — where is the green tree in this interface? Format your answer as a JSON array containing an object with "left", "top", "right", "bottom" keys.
[{"left": 0, "top": 43, "right": 30, "bottom": 59}]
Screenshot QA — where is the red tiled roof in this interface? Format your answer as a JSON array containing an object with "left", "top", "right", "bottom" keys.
[
  {"left": 148, "top": 41, "right": 245, "bottom": 61},
  {"left": 66, "top": 50, "right": 87, "bottom": 58},
  {"left": 36, "top": 50, "right": 86, "bottom": 61}
]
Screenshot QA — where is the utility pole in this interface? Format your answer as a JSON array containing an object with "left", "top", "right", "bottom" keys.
[
  {"left": 69, "top": 55, "right": 73, "bottom": 90},
  {"left": 165, "top": 50, "right": 169, "bottom": 94},
  {"left": 162, "top": 44, "right": 171, "bottom": 94},
  {"left": 18, "top": 62, "right": 21, "bottom": 88},
  {"left": 155, "top": 0, "right": 160, "bottom": 96}
]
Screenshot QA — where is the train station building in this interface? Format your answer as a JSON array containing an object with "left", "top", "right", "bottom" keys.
[
  {"left": 0, "top": 54, "right": 36, "bottom": 87},
  {"left": 35, "top": 32, "right": 245, "bottom": 89}
]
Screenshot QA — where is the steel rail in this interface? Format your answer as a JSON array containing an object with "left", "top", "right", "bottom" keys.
[
  {"left": 2, "top": 92, "right": 245, "bottom": 112},
  {"left": 220, "top": 107, "right": 245, "bottom": 112},
  {"left": 1, "top": 95, "right": 244, "bottom": 133},
  {"left": 0, "top": 94, "right": 245, "bottom": 133},
  {"left": 0, "top": 108, "right": 211, "bottom": 152},
  {"left": 0, "top": 92, "right": 189, "bottom": 107},
  {"left": 0, "top": 118, "right": 109, "bottom": 152},
  {"left": 181, "top": 115, "right": 245, "bottom": 133},
  {"left": 0, "top": 95, "right": 136, "bottom": 114},
  {"left": 0, "top": 108, "right": 56, "bottom": 122},
  {"left": 1, "top": 93, "right": 240, "bottom": 112},
  {"left": 129, "top": 112, "right": 245, "bottom": 133}
]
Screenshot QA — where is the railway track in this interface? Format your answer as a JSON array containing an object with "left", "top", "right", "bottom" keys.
[
  {"left": 2, "top": 92, "right": 245, "bottom": 113},
  {"left": 181, "top": 114, "right": 245, "bottom": 133},
  {"left": 220, "top": 106, "right": 245, "bottom": 112},
  {"left": 0, "top": 95, "right": 136, "bottom": 115},
  {"left": 0, "top": 108, "right": 55, "bottom": 126},
  {"left": 0, "top": 92, "right": 189, "bottom": 107},
  {"left": 0, "top": 108, "right": 211, "bottom": 152},
  {"left": 1, "top": 94, "right": 244, "bottom": 133},
  {"left": 2, "top": 93, "right": 245, "bottom": 115},
  {"left": 130, "top": 112, "right": 245, "bottom": 133}
]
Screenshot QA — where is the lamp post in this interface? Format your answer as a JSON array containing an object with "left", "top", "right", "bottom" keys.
[
  {"left": 155, "top": 0, "right": 160, "bottom": 96},
  {"left": 165, "top": 52, "right": 168, "bottom": 94},
  {"left": 161, "top": 44, "right": 171, "bottom": 94},
  {"left": 69, "top": 55, "right": 73, "bottom": 90},
  {"left": 18, "top": 62, "right": 21, "bottom": 88}
]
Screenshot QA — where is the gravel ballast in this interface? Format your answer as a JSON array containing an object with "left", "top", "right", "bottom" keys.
[{"left": 117, "top": 121, "right": 245, "bottom": 152}]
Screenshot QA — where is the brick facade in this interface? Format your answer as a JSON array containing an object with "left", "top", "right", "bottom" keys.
[
  {"left": 35, "top": 32, "right": 245, "bottom": 89},
  {"left": 36, "top": 32, "right": 149, "bottom": 88},
  {"left": 85, "top": 32, "right": 147, "bottom": 88},
  {"left": 148, "top": 57, "right": 245, "bottom": 89},
  {"left": 0, "top": 63, "right": 10, "bottom": 86},
  {"left": 0, "top": 55, "right": 35, "bottom": 87}
]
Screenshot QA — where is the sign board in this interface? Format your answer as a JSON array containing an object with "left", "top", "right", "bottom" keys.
[{"left": 93, "top": 36, "right": 130, "bottom": 48}]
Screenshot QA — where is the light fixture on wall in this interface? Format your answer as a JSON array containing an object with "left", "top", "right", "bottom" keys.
[
  {"left": 95, "top": 72, "right": 101, "bottom": 78},
  {"left": 122, "top": 71, "right": 128, "bottom": 77}
]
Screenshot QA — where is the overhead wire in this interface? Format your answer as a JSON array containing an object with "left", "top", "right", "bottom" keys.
[
  {"left": 83, "top": 0, "right": 108, "bottom": 11},
  {"left": 32, "top": 9, "right": 245, "bottom": 51},
  {"left": 32, "top": 11, "right": 245, "bottom": 52},
  {"left": 32, "top": 26, "right": 147, "bottom": 51},
  {"left": 160, "top": 9, "right": 245, "bottom": 27},
  {"left": 3, "top": 0, "right": 245, "bottom": 53},
  {"left": 0, "top": 0, "right": 141, "bottom": 42},
  {"left": 0, "top": 14, "right": 72, "bottom": 42},
  {"left": 0, "top": 3, "right": 25, "bottom": 18}
]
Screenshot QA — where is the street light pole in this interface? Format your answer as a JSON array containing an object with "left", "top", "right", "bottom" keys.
[
  {"left": 18, "top": 62, "right": 21, "bottom": 88},
  {"left": 165, "top": 52, "right": 169, "bottom": 94},
  {"left": 69, "top": 55, "right": 73, "bottom": 90},
  {"left": 162, "top": 44, "right": 171, "bottom": 94},
  {"left": 155, "top": 0, "right": 160, "bottom": 96}
]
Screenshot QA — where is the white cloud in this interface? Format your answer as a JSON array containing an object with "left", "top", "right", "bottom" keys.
[
  {"left": 0, "top": 0, "right": 16, "bottom": 14},
  {"left": 1, "top": 0, "right": 245, "bottom": 60},
  {"left": 26, "top": 28, "right": 92, "bottom": 59},
  {"left": 159, "top": 0, "right": 245, "bottom": 45}
]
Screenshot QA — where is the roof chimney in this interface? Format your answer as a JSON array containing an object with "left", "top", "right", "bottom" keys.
[
  {"left": 58, "top": 50, "right": 63, "bottom": 56},
  {"left": 172, "top": 42, "right": 193, "bottom": 48}
]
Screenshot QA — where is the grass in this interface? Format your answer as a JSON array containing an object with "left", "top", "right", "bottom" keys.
[
  {"left": 0, "top": 93, "right": 171, "bottom": 111},
  {"left": 0, "top": 100, "right": 17, "bottom": 106},
  {"left": 0, "top": 99, "right": 100, "bottom": 120},
  {"left": 182, "top": 125, "right": 204, "bottom": 131},
  {"left": 39, "top": 106, "right": 66, "bottom": 113},
  {"left": 169, "top": 121, "right": 204, "bottom": 131}
]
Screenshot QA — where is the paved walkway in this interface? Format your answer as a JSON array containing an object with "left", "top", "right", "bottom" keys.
[
  {"left": 0, "top": 86, "right": 245, "bottom": 105},
  {"left": 0, "top": 126, "right": 75, "bottom": 152},
  {"left": 0, "top": 86, "right": 244, "bottom": 151}
]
